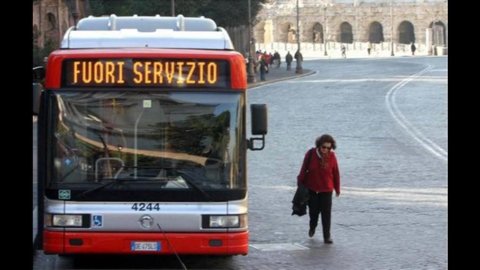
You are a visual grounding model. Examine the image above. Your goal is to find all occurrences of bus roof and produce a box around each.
[61,15,234,50]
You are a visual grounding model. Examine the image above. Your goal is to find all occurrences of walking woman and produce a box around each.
[297,134,340,244]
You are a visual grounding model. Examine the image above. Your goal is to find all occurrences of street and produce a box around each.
[33,56,447,269]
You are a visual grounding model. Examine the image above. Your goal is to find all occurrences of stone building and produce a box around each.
[33,0,90,50]
[254,0,447,56]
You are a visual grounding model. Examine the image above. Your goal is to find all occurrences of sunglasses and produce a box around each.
[321,145,332,150]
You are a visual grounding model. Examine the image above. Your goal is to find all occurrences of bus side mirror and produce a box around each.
[248,104,268,151]
[33,83,43,116]
[33,66,45,83]
[33,66,45,116]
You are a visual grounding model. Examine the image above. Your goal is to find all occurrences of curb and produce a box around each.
[248,69,315,89]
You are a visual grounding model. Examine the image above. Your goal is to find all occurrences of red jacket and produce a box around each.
[297,148,340,194]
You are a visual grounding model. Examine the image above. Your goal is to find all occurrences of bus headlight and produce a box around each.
[203,214,247,228]
[52,214,83,227]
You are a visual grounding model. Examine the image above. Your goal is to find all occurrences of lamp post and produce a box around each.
[247,0,256,83]
[354,0,358,51]
[323,5,328,56]
[295,0,303,74]
[390,0,394,56]
[72,12,79,25]
[171,0,175,16]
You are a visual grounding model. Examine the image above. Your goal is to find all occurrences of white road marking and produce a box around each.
[250,185,447,207]
[287,77,446,83]
[251,64,447,161]
[250,243,309,251]
[344,186,447,207]
[384,65,447,162]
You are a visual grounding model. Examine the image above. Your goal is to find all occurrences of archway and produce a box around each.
[47,12,57,30]
[287,23,296,43]
[339,22,353,43]
[430,21,446,46]
[33,25,40,46]
[45,12,60,47]
[254,21,265,43]
[398,21,415,44]
[312,22,324,43]
[368,21,384,43]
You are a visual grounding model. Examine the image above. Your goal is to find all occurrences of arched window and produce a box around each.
[339,22,353,43]
[45,12,60,49]
[368,21,384,43]
[312,22,324,43]
[47,13,57,30]
[398,21,415,44]
[287,24,296,43]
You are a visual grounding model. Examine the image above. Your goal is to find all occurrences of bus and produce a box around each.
[33,15,267,256]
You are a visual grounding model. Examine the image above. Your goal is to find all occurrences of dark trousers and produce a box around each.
[308,191,332,240]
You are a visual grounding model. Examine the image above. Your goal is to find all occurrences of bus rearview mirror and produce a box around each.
[251,104,267,135]
[248,104,267,151]
[32,83,43,116]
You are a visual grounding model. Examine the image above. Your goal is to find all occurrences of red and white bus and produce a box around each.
[34,15,267,256]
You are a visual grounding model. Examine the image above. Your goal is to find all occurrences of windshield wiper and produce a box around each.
[79,168,215,201]
[176,169,215,201]
[79,179,134,198]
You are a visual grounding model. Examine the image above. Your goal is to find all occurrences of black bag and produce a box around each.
[291,183,309,216]
[291,148,313,216]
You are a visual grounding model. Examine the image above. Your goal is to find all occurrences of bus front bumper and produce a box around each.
[43,230,248,255]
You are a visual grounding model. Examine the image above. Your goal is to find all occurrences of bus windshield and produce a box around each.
[47,91,245,201]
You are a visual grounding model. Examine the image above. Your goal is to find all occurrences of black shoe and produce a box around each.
[324,238,333,244]
[308,228,315,237]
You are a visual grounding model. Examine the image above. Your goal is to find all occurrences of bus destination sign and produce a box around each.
[62,59,229,88]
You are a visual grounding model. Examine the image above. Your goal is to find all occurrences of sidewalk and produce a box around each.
[248,64,314,89]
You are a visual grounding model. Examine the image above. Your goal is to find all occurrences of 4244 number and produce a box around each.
[131,203,160,211]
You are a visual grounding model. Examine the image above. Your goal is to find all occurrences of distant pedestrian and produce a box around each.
[410,43,416,56]
[273,51,281,68]
[297,134,341,244]
[367,43,371,56]
[294,50,303,62]
[285,51,293,71]
[259,57,267,81]
[341,44,346,58]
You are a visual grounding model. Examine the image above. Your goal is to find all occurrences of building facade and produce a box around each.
[254,0,447,56]
[33,0,90,50]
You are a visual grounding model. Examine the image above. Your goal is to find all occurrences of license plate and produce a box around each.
[131,241,161,251]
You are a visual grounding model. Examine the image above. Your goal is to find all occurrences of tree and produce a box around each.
[88,0,266,28]
[33,37,56,67]
[89,0,132,16]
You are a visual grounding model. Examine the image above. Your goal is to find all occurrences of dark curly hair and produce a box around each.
[315,134,337,150]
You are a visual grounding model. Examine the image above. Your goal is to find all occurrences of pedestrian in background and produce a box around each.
[410,42,416,56]
[341,44,346,58]
[273,51,281,68]
[285,51,293,71]
[297,134,341,244]
[294,49,303,63]
[259,56,267,81]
